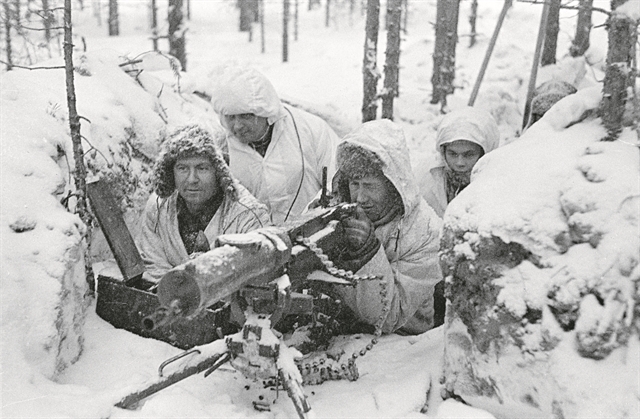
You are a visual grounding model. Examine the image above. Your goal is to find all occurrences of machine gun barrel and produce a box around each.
[141,300,186,331]
[146,203,357,330]
[154,228,292,322]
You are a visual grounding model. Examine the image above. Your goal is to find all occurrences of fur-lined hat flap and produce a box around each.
[210,66,285,125]
[531,80,577,117]
[153,125,235,198]
[435,106,500,156]
[337,119,420,215]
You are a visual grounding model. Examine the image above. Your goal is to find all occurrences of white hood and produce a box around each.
[210,66,285,125]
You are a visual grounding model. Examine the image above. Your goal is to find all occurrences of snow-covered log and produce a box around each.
[440,87,640,418]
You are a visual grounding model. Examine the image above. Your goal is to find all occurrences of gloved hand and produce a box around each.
[342,206,375,251]
[337,206,380,272]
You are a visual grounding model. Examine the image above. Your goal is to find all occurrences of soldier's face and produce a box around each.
[221,113,269,145]
[348,174,396,223]
[174,156,218,212]
[443,140,484,173]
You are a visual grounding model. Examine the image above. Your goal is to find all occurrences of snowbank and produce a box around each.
[0,49,219,416]
[440,83,640,418]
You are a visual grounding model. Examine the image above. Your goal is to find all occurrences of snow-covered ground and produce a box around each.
[1,0,636,418]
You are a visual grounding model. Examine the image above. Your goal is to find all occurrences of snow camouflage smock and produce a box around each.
[138,184,270,281]
[414,106,500,218]
[211,66,340,225]
[335,120,443,334]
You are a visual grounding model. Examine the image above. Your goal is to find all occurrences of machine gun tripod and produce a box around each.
[114,204,390,418]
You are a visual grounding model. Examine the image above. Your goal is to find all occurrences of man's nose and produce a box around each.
[354,189,368,204]
[187,168,199,183]
[231,118,243,131]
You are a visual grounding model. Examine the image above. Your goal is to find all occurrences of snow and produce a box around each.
[1,0,636,418]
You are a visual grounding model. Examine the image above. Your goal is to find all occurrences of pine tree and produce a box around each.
[283,0,289,62]
[151,0,158,51]
[600,0,638,141]
[3,0,13,70]
[468,0,477,47]
[42,0,54,42]
[381,0,402,120]
[260,0,265,53]
[570,0,593,57]
[541,0,561,66]
[325,0,330,27]
[431,0,459,110]
[168,0,186,70]
[362,0,380,122]
[108,0,118,36]
[63,0,93,286]
[239,0,252,32]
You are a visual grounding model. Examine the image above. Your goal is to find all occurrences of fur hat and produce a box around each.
[531,80,577,117]
[337,142,385,180]
[335,142,397,204]
[153,125,235,199]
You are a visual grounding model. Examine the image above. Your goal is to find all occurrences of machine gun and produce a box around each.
[114,203,389,418]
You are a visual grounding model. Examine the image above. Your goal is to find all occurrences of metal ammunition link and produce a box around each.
[296,354,359,386]
[294,236,391,381]
[297,237,381,285]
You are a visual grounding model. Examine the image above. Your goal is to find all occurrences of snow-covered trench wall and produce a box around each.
[0,50,218,411]
[439,88,640,418]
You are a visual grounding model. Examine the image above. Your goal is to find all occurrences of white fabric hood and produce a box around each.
[337,119,420,216]
[435,106,500,167]
[210,66,285,125]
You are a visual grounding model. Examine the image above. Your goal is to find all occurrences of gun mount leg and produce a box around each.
[279,368,312,419]
[115,351,228,410]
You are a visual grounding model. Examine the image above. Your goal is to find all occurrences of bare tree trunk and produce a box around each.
[541,0,560,66]
[401,0,407,34]
[469,0,477,47]
[381,0,402,120]
[468,0,512,106]
[362,0,380,122]
[349,0,355,27]
[187,0,190,20]
[282,0,289,62]
[168,0,186,71]
[239,0,251,31]
[325,0,330,27]
[13,0,19,24]
[252,0,259,22]
[570,0,593,57]
[64,0,93,287]
[42,0,54,42]
[522,0,550,129]
[93,0,101,26]
[600,0,637,141]
[108,0,119,36]
[430,0,459,110]
[151,0,158,51]
[294,0,298,41]
[3,0,13,70]
[260,0,265,53]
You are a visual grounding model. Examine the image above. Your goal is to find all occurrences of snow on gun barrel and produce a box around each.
[142,203,358,331]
